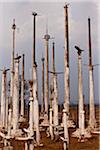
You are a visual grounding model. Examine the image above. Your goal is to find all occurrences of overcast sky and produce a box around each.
[0,0,100,104]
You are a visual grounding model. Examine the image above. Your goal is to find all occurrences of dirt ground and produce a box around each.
[0,105,99,150]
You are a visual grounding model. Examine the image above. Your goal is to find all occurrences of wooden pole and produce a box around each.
[41,57,45,114]
[13,55,21,134]
[64,4,70,113]
[63,109,69,150]
[33,64,40,145]
[88,18,96,129]
[1,68,7,127]
[21,54,25,118]
[44,32,50,115]
[77,50,84,131]
[32,12,40,145]
[10,19,16,108]
[29,80,34,138]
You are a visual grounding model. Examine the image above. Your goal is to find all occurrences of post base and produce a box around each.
[72,128,91,139]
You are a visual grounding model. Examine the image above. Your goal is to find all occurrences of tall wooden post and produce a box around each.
[32,12,40,145]
[88,18,96,129]
[64,4,70,113]
[13,55,21,134]
[53,74,58,127]
[52,42,55,73]
[72,46,91,139]
[20,54,25,121]
[77,50,84,131]
[41,57,45,114]
[44,31,50,115]
[10,19,16,107]
[52,42,58,127]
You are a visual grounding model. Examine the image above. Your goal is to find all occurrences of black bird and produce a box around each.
[14,56,21,60]
[75,46,84,55]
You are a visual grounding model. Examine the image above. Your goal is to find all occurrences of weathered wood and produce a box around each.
[88,18,96,129]
[44,32,50,115]
[29,80,34,137]
[78,52,84,130]
[41,57,45,114]
[13,55,21,134]
[49,108,54,140]
[10,19,16,109]
[8,109,12,137]
[19,54,26,123]
[33,64,40,145]
[1,68,9,127]
[63,109,69,150]
[64,4,70,113]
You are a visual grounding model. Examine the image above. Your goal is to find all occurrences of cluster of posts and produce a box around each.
[0,4,98,150]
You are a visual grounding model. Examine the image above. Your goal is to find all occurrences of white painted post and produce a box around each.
[5,96,9,129]
[19,54,26,123]
[78,52,84,131]
[8,108,12,137]
[49,108,54,140]
[33,64,40,145]
[28,80,34,150]
[89,66,96,128]
[41,57,45,114]
[88,18,96,129]
[44,32,50,116]
[1,68,7,127]
[13,56,21,134]
[63,109,69,150]
[81,110,85,135]
[53,74,58,127]
[29,81,34,137]
[10,19,16,112]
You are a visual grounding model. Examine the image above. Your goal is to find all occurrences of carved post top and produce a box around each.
[12,18,16,30]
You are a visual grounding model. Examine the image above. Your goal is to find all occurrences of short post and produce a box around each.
[0,68,9,127]
[8,108,12,137]
[28,80,34,150]
[49,91,54,140]
[63,109,69,150]
[29,80,34,137]
[5,96,9,129]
